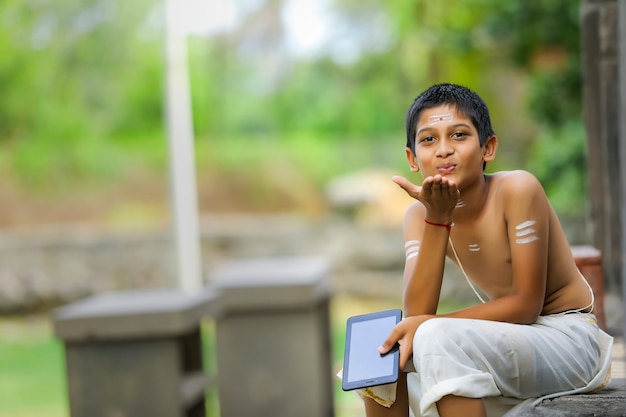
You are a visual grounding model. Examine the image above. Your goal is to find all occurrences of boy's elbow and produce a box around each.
[518,311,540,325]
[516,301,542,324]
[507,295,542,324]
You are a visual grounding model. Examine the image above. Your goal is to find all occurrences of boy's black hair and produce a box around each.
[405,83,495,154]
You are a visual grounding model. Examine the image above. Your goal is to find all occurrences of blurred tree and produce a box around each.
[330,0,586,213]
[481,0,587,215]
[0,0,161,187]
[0,0,588,216]
[483,0,582,127]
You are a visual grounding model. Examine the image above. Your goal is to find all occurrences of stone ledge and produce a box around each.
[506,379,625,416]
[507,336,625,416]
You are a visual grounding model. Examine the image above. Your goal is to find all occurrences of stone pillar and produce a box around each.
[618,0,626,339]
[212,257,335,417]
[581,0,623,296]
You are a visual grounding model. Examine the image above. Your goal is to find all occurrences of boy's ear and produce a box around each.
[405,147,420,172]
[482,135,498,163]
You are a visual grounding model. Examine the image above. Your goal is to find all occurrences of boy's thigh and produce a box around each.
[413,317,599,397]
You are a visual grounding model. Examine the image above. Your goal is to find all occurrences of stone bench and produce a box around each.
[53,288,219,417]
[52,256,335,417]
[511,382,626,417]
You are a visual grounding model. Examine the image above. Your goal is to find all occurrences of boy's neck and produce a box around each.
[453,174,490,222]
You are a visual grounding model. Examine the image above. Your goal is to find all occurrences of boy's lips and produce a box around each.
[437,164,457,174]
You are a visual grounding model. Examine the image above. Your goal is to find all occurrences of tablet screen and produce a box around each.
[342,309,401,391]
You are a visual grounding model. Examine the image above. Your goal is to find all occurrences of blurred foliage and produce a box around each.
[481,0,587,214]
[1,0,162,189]
[0,0,587,217]
[192,0,587,213]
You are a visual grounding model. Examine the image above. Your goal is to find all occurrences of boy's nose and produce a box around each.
[436,140,454,157]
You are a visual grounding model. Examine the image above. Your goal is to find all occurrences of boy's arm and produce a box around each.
[441,171,549,324]
[401,203,450,316]
[394,175,458,317]
[380,172,552,367]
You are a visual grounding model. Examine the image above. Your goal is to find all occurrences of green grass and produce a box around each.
[0,318,68,417]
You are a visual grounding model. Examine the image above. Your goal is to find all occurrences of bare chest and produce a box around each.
[448,216,513,297]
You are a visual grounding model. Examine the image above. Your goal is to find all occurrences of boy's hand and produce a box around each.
[392,175,459,220]
[378,315,434,371]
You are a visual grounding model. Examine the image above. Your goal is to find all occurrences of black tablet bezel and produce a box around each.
[341,308,402,391]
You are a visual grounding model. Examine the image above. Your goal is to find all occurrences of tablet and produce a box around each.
[341,309,402,391]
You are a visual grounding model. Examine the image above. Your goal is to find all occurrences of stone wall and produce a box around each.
[1,212,621,334]
[0,213,470,314]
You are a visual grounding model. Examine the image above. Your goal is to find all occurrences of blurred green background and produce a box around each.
[0,0,589,416]
[1,0,587,229]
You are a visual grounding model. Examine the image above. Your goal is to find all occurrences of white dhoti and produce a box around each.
[358,312,613,417]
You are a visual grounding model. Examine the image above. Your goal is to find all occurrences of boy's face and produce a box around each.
[406,104,496,186]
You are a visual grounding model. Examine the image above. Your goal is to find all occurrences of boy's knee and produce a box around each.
[413,318,464,356]
[415,317,455,341]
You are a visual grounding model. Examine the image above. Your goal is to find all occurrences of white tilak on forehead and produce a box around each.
[468,243,480,252]
[427,113,453,125]
[515,220,539,244]
[405,240,420,260]
[456,200,466,208]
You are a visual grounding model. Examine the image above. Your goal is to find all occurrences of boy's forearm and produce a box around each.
[402,226,449,316]
[441,294,542,324]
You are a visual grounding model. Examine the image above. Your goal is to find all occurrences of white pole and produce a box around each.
[164,0,203,293]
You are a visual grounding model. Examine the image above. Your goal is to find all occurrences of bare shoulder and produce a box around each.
[404,200,426,224]
[490,170,545,197]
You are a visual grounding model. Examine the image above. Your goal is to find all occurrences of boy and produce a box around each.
[365,83,613,417]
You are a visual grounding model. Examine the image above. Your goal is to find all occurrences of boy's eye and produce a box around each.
[452,132,467,139]
[420,136,436,143]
